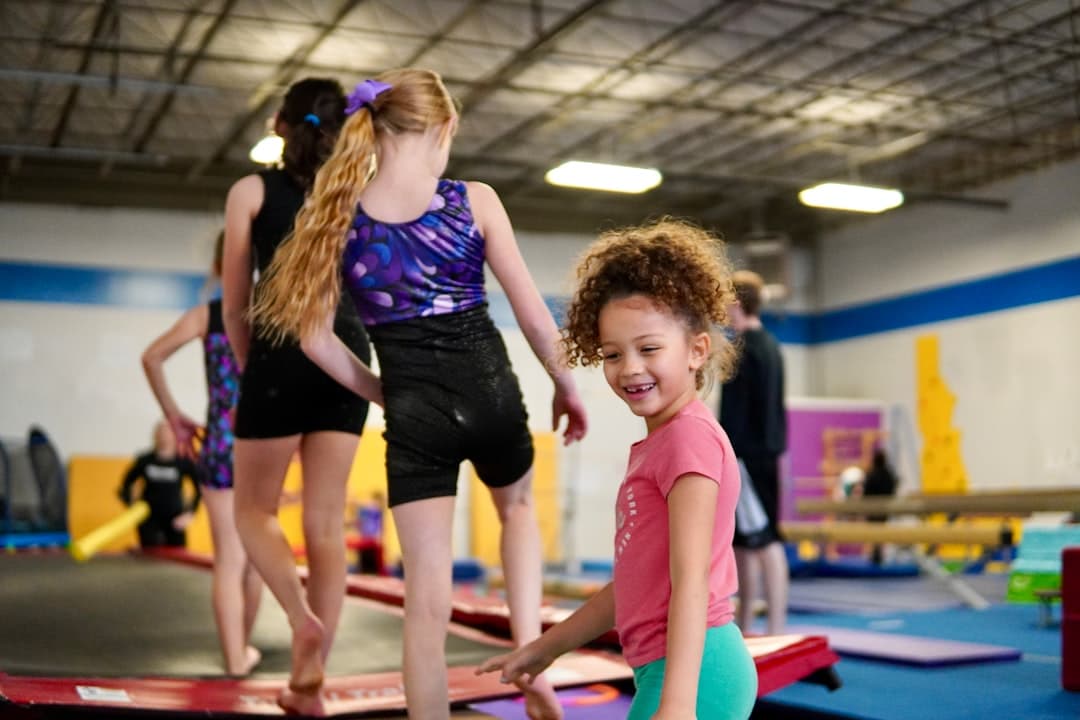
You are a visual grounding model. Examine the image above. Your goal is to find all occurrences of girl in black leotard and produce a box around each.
[221,78,371,711]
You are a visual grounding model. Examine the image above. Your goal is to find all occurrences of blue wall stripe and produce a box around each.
[759,312,817,345]
[3,255,1079,344]
[772,254,1080,344]
[0,261,206,310]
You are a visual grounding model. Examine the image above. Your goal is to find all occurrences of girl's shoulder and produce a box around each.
[668,399,724,435]
[458,180,503,206]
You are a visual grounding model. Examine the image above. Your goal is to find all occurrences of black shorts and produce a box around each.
[368,305,534,507]
[733,454,783,549]
[235,314,372,439]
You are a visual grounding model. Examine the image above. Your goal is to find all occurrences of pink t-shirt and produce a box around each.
[613,398,740,668]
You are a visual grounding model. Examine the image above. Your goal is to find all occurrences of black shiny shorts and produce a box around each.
[368,305,534,507]
[235,315,371,439]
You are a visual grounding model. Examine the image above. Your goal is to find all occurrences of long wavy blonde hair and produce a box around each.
[250,68,458,343]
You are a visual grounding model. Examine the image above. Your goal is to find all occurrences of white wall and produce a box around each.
[814,158,1080,490]
[0,203,222,270]
[0,203,221,456]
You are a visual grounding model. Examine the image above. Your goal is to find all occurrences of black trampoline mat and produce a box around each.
[0,554,502,678]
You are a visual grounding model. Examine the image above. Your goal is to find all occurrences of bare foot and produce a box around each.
[225,645,263,677]
[278,686,325,716]
[516,674,563,720]
[289,614,325,696]
[241,645,262,675]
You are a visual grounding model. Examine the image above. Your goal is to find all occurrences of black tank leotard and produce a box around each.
[235,169,371,438]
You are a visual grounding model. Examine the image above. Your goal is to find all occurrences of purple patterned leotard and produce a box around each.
[343,179,486,325]
[201,299,239,489]
[342,179,535,508]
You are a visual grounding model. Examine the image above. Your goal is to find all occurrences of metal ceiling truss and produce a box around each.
[1,0,1077,236]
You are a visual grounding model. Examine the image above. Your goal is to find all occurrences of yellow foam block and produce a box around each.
[915,333,968,494]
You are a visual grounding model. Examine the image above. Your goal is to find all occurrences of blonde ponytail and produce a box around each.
[249,112,377,343]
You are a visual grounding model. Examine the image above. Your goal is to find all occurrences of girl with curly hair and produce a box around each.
[479,218,757,720]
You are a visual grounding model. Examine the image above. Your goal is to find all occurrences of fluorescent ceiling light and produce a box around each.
[249,134,284,165]
[798,182,904,213]
[545,160,662,194]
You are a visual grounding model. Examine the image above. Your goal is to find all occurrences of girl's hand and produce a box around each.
[167,414,203,459]
[172,512,195,531]
[552,378,587,446]
[475,641,555,685]
[652,707,696,720]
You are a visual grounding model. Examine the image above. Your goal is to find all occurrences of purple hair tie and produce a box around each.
[345,79,393,116]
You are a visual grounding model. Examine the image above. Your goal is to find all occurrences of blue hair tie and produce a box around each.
[303,113,321,127]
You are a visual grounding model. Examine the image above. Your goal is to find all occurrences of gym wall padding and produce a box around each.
[67,436,389,560]
[68,455,145,553]
[68,430,559,568]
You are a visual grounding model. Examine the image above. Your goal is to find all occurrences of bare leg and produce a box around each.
[393,496,455,720]
[233,437,325,715]
[243,560,263,642]
[734,547,760,633]
[204,487,263,675]
[488,470,562,720]
[298,431,360,661]
[761,541,789,635]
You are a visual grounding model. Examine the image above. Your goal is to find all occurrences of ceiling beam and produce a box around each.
[457,0,613,113]
[16,1,69,139]
[399,0,488,67]
[49,0,117,147]
[132,0,237,153]
[455,0,757,164]
[672,0,1075,177]
[186,0,367,180]
[493,0,867,201]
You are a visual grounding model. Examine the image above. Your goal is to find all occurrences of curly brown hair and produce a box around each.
[561,218,738,390]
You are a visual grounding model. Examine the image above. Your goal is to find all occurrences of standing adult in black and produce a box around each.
[863,448,899,564]
[221,78,372,714]
[719,270,789,635]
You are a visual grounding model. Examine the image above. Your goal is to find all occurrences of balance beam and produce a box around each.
[781,521,1014,547]
[797,489,1080,517]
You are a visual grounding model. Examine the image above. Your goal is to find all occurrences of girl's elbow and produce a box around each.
[140,350,160,371]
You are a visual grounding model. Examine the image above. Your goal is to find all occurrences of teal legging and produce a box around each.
[628,622,757,720]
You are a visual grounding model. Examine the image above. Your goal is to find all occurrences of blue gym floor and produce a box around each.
[759,573,1077,720]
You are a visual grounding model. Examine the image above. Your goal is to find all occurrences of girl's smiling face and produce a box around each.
[598,294,710,432]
